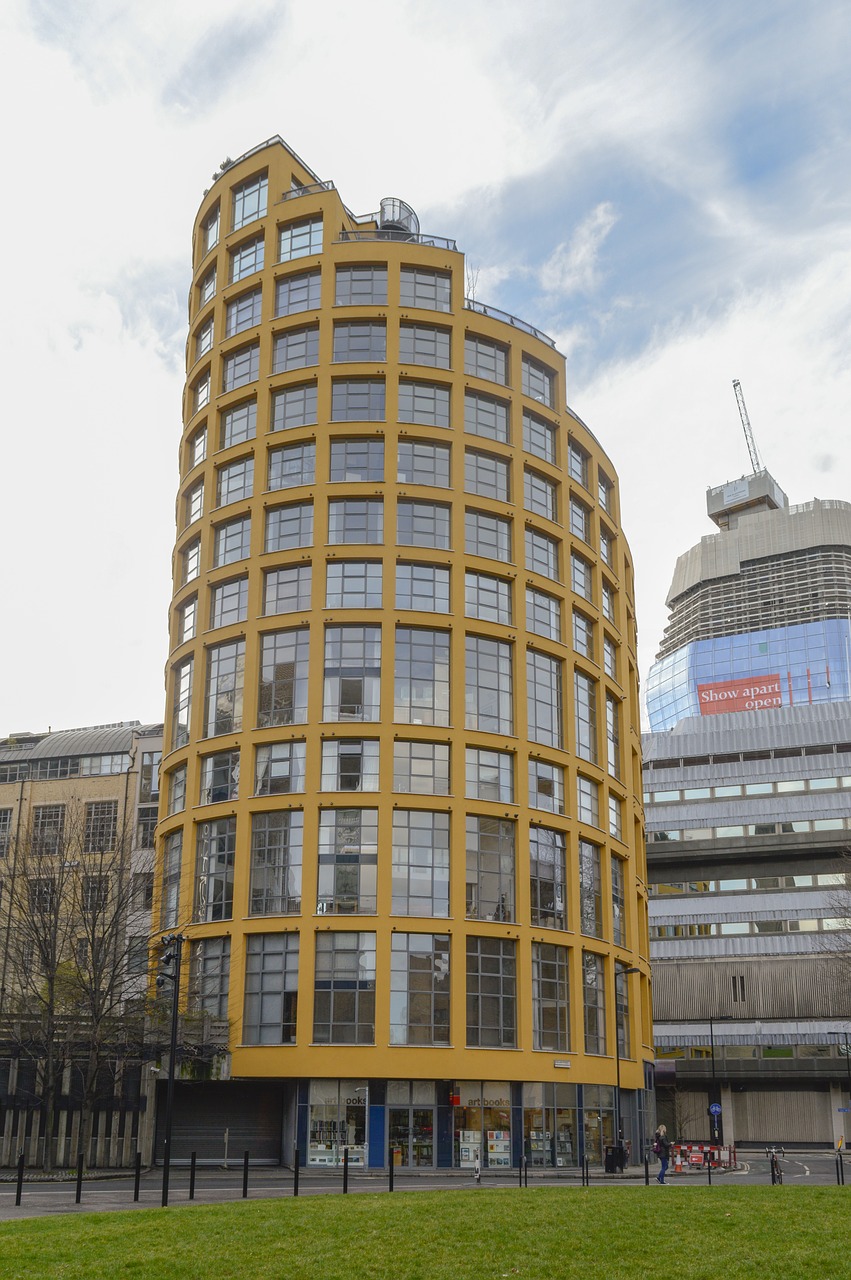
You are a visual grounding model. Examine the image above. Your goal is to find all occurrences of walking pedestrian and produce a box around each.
[653,1124,671,1184]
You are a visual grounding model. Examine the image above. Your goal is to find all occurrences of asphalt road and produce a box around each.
[0,1152,846,1221]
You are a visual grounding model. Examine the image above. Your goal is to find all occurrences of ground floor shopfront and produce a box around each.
[155,1076,654,1169]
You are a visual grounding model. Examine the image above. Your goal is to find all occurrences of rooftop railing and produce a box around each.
[464,298,555,347]
[276,180,336,204]
[336,229,458,250]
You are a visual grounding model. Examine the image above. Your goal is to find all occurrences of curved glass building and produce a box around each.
[155,136,651,1170]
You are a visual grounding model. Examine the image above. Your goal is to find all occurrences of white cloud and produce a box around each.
[540,203,619,296]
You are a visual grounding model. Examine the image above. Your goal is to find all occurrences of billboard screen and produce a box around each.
[697,675,783,716]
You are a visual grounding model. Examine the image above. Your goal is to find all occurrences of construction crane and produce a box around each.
[733,379,765,474]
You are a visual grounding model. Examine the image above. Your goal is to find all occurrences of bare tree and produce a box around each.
[0,800,150,1170]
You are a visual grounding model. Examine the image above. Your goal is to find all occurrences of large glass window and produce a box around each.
[214,516,251,566]
[199,749,240,805]
[526,470,558,522]
[249,810,304,915]
[573,610,594,658]
[189,937,230,1020]
[465,334,508,384]
[217,457,254,506]
[465,748,513,802]
[328,499,383,544]
[279,216,323,261]
[318,808,378,913]
[225,288,262,337]
[160,830,182,928]
[313,932,376,1044]
[276,269,320,316]
[230,235,264,282]
[527,651,563,748]
[465,635,513,733]
[194,370,210,411]
[335,264,387,305]
[568,440,589,487]
[398,380,450,428]
[390,934,451,1045]
[569,497,591,543]
[526,528,560,580]
[392,742,450,795]
[575,671,598,763]
[333,322,386,362]
[466,572,512,624]
[195,317,213,360]
[268,441,315,490]
[400,267,451,312]
[530,826,566,929]
[167,765,187,817]
[265,502,313,551]
[194,817,235,922]
[529,759,565,814]
[326,561,382,609]
[533,943,570,1052]
[579,840,603,937]
[264,564,312,615]
[178,596,197,644]
[606,694,621,779]
[392,810,450,915]
[465,449,509,501]
[527,588,561,641]
[612,858,626,946]
[172,657,193,748]
[202,205,219,254]
[254,741,307,795]
[523,411,557,464]
[323,625,382,721]
[232,172,267,229]
[320,740,380,792]
[466,815,515,921]
[397,500,451,549]
[400,323,451,368]
[211,578,246,627]
[185,480,204,527]
[331,379,385,422]
[182,539,200,584]
[272,383,318,430]
[522,356,555,408]
[273,324,319,372]
[465,391,509,442]
[205,640,244,736]
[465,510,511,561]
[466,937,516,1047]
[583,952,606,1055]
[221,400,257,449]
[571,552,593,601]
[222,343,259,392]
[83,801,117,853]
[199,266,216,307]
[577,775,600,826]
[258,628,310,726]
[243,933,299,1044]
[397,440,450,487]
[329,438,384,482]
[396,563,450,612]
[394,628,450,725]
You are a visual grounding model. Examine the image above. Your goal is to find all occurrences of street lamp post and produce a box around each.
[615,966,641,1165]
[157,933,185,1208]
[708,1015,733,1146]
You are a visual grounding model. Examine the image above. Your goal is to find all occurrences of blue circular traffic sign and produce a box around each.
[709,1103,722,1115]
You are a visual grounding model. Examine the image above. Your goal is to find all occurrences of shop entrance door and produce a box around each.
[388,1107,434,1167]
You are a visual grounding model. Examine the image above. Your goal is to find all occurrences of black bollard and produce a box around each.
[293,1146,300,1197]
[518,1157,523,1188]
[644,1155,650,1185]
[343,1146,349,1194]
[134,1150,142,1202]
[836,1154,842,1186]
[388,1150,394,1192]
[840,1152,845,1186]
[706,1152,712,1187]
[524,1156,528,1188]
[584,1155,590,1186]
[15,1151,24,1207]
[189,1151,197,1200]
[75,1152,84,1204]
[242,1150,249,1199]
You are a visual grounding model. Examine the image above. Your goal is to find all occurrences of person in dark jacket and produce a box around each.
[654,1125,671,1183]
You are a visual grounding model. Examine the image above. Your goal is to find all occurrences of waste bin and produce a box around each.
[604,1146,618,1174]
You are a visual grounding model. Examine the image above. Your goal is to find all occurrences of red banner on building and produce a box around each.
[697,674,783,716]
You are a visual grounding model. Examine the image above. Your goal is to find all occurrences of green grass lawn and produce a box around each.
[1,1185,848,1280]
